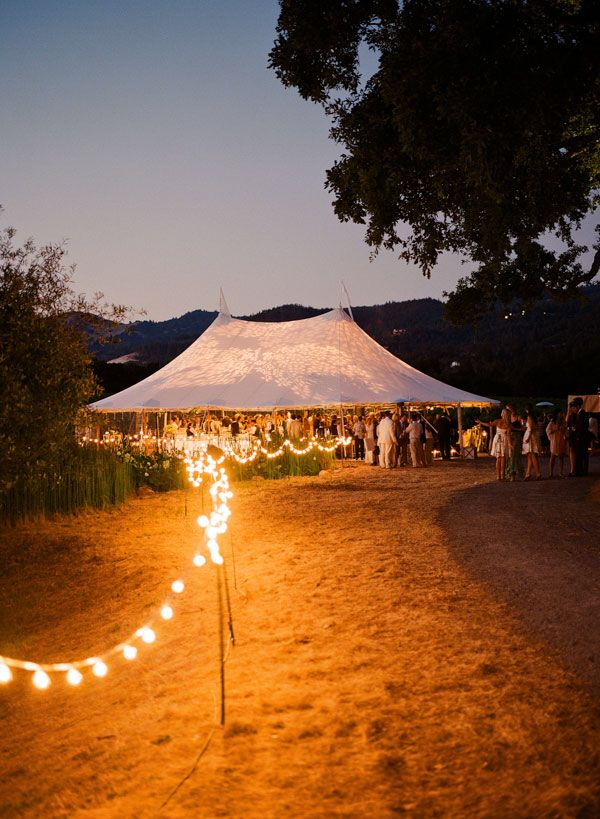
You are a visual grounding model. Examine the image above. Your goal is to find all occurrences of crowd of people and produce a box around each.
[351,410,454,469]
[168,411,351,441]
[480,398,597,481]
[166,408,457,468]
[163,401,598,479]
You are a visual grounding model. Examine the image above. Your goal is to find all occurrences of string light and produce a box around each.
[3,433,342,691]
[92,660,108,677]
[67,668,83,686]
[137,627,157,645]
[33,669,51,690]
[0,663,12,683]
[0,450,232,691]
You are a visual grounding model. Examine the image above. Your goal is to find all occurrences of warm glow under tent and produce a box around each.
[91,307,498,411]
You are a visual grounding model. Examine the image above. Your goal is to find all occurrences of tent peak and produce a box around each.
[218,288,231,316]
[339,280,355,321]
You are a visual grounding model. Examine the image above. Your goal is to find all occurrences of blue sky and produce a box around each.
[1,1,596,320]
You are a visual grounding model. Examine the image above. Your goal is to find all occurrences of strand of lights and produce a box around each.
[0,454,232,691]
[219,435,352,465]
[80,433,352,457]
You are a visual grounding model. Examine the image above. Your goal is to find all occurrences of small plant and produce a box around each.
[120,449,186,492]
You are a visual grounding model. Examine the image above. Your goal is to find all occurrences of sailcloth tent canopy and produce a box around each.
[91,307,498,411]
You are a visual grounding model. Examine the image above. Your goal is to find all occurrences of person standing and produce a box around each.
[546,409,567,478]
[288,414,303,440]
[505,403,524,481]
[522,405,541,480]
[435,410,452,460]
[423,417,435,465]
[478,409,512,481]
[573,397,589,475]
[377,411,397,468]
[566,402,577,476]
[353,415,366,461]
[364,413,377,465]
[407,413,425,468]
[398,413,409,466]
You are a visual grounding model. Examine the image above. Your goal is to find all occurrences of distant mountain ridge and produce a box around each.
[91,287,600,398]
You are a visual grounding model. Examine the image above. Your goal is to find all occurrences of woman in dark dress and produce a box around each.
[505,403,524,480]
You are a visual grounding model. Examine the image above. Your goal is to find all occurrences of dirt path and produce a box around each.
[0,459,599,817]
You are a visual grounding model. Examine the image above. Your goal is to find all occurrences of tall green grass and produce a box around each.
[0,442,336,525]
[230,447,336,482]
[0,446,135,525]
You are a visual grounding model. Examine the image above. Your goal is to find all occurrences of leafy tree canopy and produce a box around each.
[269,0,600,321]
[0,225,127,487]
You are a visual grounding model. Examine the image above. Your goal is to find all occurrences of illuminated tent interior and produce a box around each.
[91,307,498,411]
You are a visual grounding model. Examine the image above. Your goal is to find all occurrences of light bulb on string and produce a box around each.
[138,627,156,644]
[92,660,108,678]
[33,669,51,690]
[0,663,13,684]
[67,668,83,686]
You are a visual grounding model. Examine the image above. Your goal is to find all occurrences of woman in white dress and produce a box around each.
[546,409,567,478]
[479,409,512,481]
[364,414,377,465]
[522,406,541,480]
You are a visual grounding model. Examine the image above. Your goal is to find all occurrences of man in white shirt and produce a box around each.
[376,411,397,468]
[288,415,303,440]
[407,413,426,467]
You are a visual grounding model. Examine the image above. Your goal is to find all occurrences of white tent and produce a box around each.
[91,307,498,411]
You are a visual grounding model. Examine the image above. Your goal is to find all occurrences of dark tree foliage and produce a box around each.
[0,227,126,488]
[269,0,600,321]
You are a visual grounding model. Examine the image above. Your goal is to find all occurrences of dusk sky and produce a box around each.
[2,1,597,320]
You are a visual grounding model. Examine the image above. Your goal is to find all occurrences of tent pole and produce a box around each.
[457,404,463,459]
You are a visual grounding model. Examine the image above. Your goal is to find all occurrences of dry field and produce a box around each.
[0,457,599,818]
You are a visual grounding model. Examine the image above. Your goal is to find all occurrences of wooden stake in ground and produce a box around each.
[216,563,226,726]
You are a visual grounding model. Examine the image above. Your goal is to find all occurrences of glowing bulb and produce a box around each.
[197,515,209,528]
[141,627,156,644]
[33,669,51,690]
[0,663,12,684]
[123,645,137,660]
[161,605,173,620]
[193,554,206,567]
[92,661,108,678]
[171,580,184,594]
[66,668,83,686]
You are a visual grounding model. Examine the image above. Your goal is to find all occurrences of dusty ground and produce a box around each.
[0,457,599,818]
